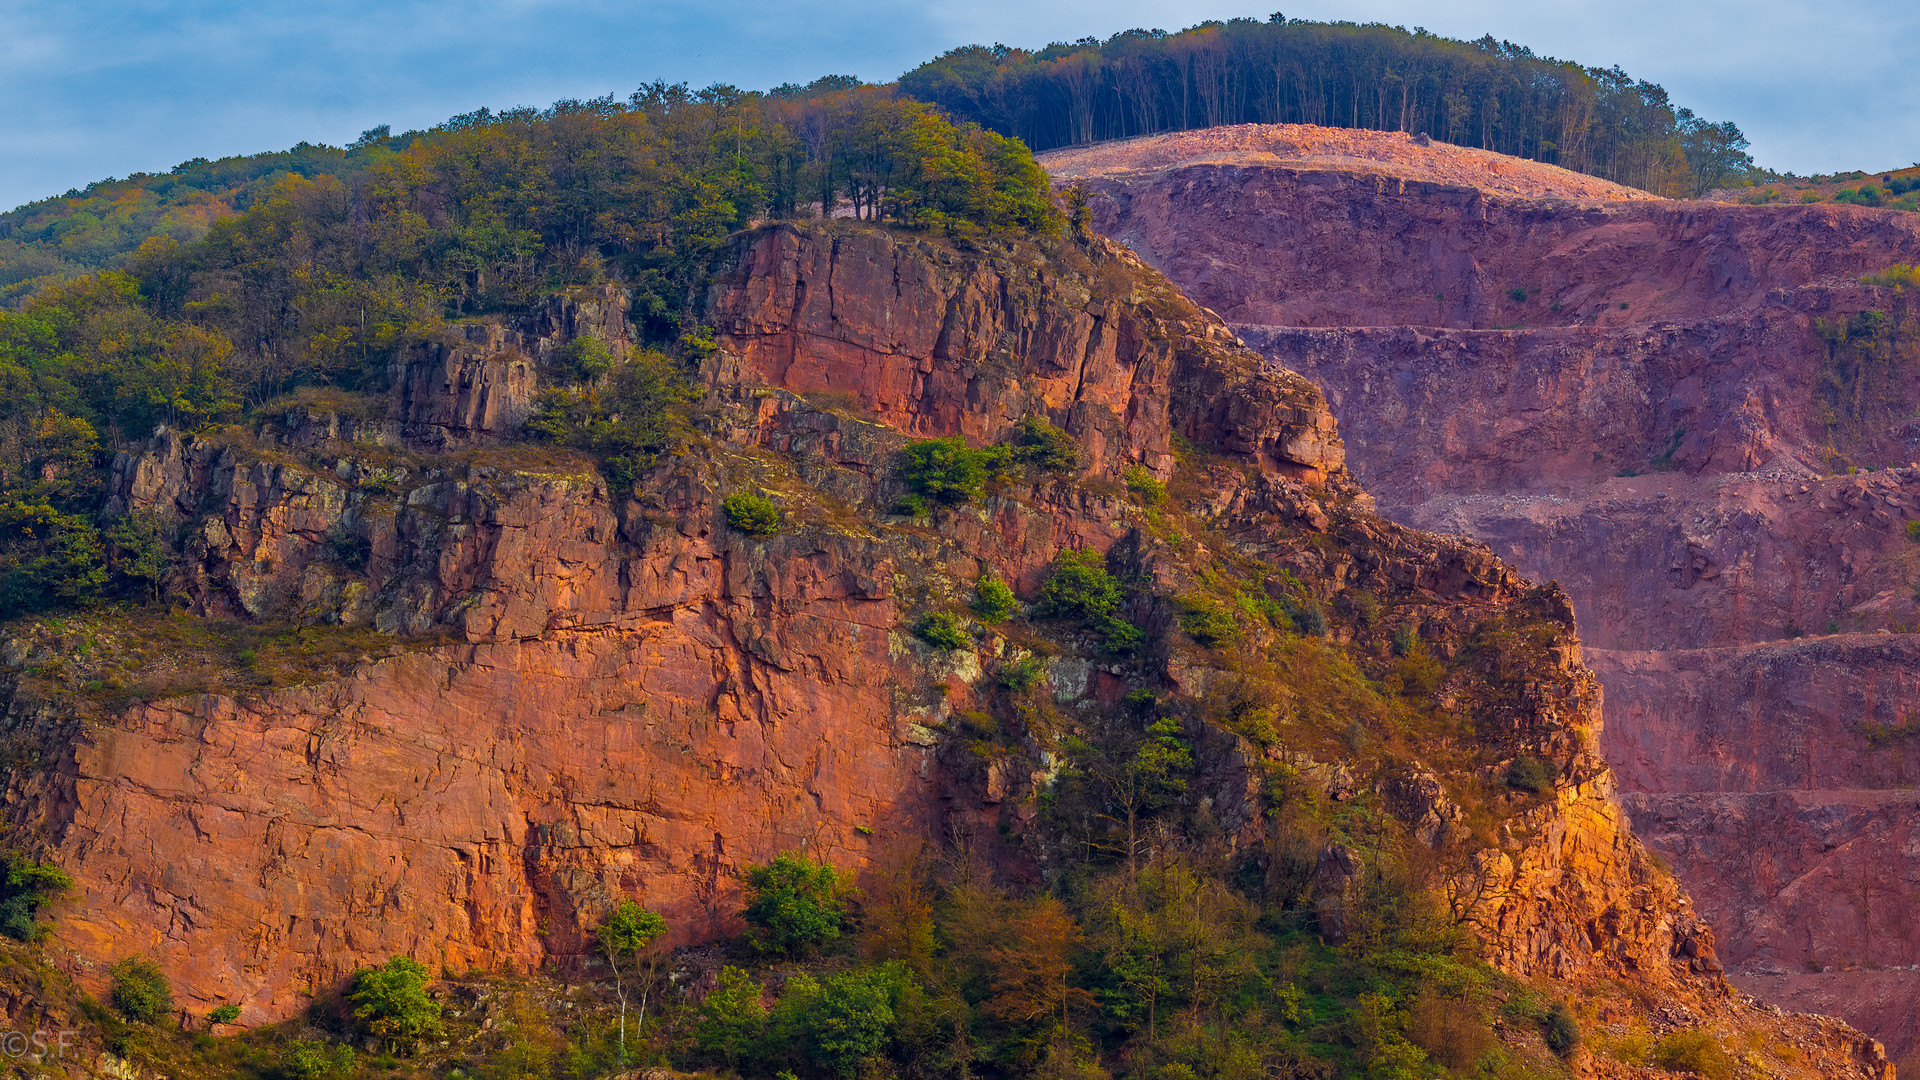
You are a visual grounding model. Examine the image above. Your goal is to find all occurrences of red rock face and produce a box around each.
[704,226,1344,483]
[1606,638,1920,985]
[1235,328,1920,653]
[391,285,632,450]
[0,224,1354,1022]
[1049,126,1920,1053]
[1057,144,1920,333]
[0,219,1889,1074]
[20,466,963,1012]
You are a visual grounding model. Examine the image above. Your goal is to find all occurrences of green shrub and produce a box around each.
[1652,1030,1731,1079]
[1508,287,1527,302]
[723,492,782,535]
[998,655,1047,691]
[972,577,1017,621]
[1276,594,1327,637]
[1034,548,1122,623]
[347,956,441,1054]
[1390,624,1418,657]
[0,502,108,617]
[1346,589,1382,626]
[280,1039,354,1080]
[1124,465,1167,505]
[1406,993,1496,1071]
[0,852,72,941]
[1178,597,1238,647]
[1907,519,1920,544]
[208,1003,241,1025]
[596,899,668,964]
[1010,416,1080,472]
[772,965,908,1078]
[1864,263,1920,288]
[109,957,173,1024]
[1836,185,1886,207]
[552,336,614,381]
[692,966,768,1069]
[1506,754,1554,794]
[1101,617,1146,654]
[740,853,850,957]
[529,349,694,489]
[679,326,721,359]
[1542,1000,1580,1056]
[1391,644,1446,697]
[913,611,970,651]
[103,511,176,601]
[901,437,1009,504]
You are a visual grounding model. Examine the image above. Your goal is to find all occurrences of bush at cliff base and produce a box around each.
[742,853,851,958]
[109,957,172,1024]
[349,956,443,1054]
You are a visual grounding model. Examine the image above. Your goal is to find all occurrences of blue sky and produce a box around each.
[3,0,1916,212]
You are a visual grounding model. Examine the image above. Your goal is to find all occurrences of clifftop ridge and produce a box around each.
[1040,124,1662,203]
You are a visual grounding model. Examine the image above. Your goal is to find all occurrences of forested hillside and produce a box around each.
[4,13,1762,314]
[0,83,1052,307]
[0,84,1054,619]
[900,18,1759,198]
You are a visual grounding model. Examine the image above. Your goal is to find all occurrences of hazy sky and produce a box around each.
[3,0,1916,212]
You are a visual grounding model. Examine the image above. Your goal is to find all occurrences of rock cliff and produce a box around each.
[1047,121,1920,1055]
[0,219,1887,1075]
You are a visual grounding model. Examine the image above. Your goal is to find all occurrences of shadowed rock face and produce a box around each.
[1232,329,1920,653]
[1606,638,1920,977]
[1044,123,1920,1054]
[0,218,1892,1075]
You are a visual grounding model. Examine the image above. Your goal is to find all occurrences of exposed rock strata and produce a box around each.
[1606,636,1920,1004]
[1046,122,1920,1053]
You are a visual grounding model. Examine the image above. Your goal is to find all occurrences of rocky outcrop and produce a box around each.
[1046,121,1920,1054]
[6,224,1361,1022]
[0,219,1882,1073]
[389,284,631,449]
[704,226,1343,482]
